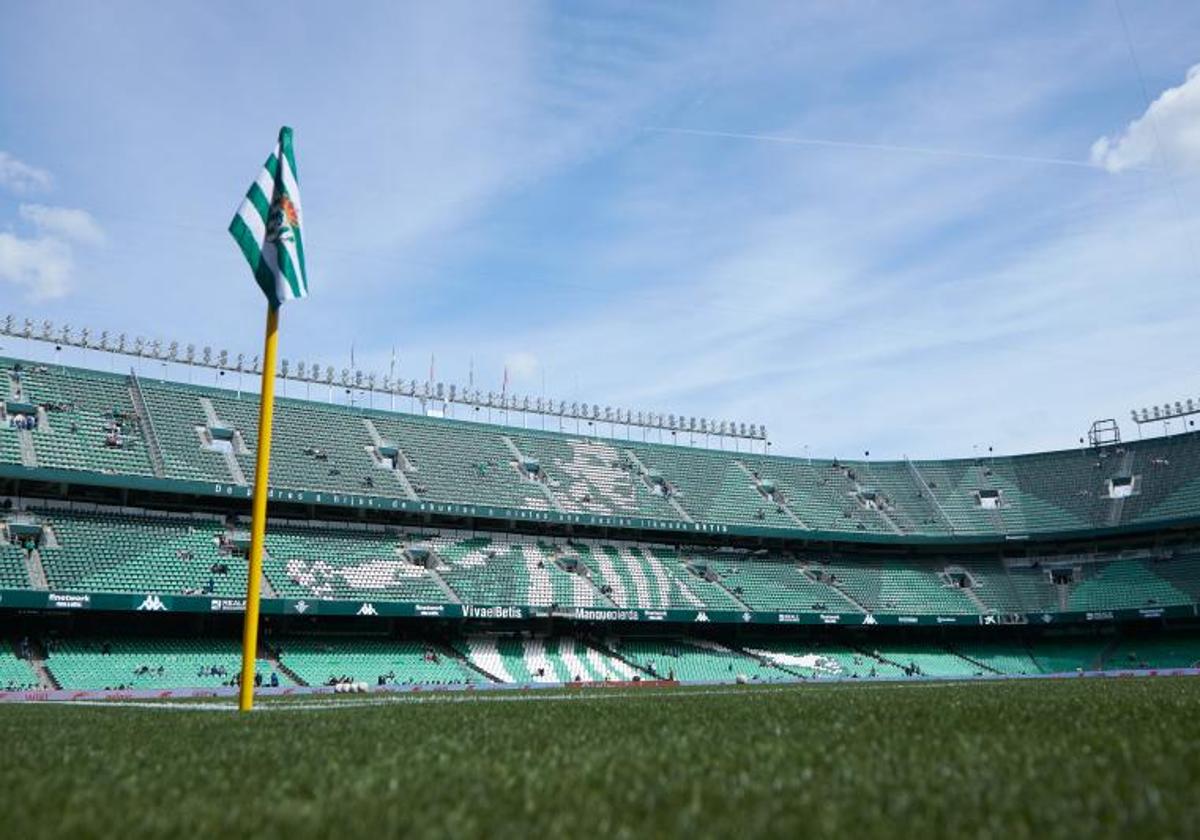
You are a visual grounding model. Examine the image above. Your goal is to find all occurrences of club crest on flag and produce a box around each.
[267,194,299,244]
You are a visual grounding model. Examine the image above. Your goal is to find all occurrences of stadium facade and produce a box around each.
[2,354,1199,694]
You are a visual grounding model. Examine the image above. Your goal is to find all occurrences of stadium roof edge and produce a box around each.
[0,354,1189,466]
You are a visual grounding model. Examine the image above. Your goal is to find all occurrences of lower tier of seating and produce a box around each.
[42,637,283,691]
[456,635,637,683]
[0,652,39,690]
[11,629,1200,690]
[275,637,481,687]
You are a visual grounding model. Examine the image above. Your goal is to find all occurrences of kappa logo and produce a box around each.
[137,594,168,612]
[862,613,877,625]
[294,600,310,614]
[983,614,997,625]
[742,611,751,623]
[357,603,378,616]
[694,612,709,623]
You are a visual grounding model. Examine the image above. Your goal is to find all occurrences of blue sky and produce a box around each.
[1,1,1199,459]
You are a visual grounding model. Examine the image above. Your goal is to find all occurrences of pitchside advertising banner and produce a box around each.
[0,589,1194,626]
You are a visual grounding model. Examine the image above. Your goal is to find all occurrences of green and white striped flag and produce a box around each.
[229,126,309,308]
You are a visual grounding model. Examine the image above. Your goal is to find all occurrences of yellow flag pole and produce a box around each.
[238,303,280,711]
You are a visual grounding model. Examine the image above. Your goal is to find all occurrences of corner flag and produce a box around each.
[229,126,309,712]
[229,126,309,308]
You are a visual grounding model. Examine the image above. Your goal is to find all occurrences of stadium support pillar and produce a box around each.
[238,304,280,712]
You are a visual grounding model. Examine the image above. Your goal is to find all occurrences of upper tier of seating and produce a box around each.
[4,356,1200,541]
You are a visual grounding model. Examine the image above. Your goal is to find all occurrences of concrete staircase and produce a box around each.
[422,558,463,604]
[538,543,619,608]
[734,460,808,527]
[199,397,248,486]
[501,436,564,512]
[128,371,167,479]
[261,648,306,687]
[946,646,1002,675]
[624,449,694,522]
[24,548,48,590]
[905,458,957,534]
[16,429,37,468]
[814,571,870,614]
[586,638,654,680]
[576,564,622,608]
[4,371,39,468]
[1107,449,1137,527]
[362,419,420,500]
[713,576,753,612]
[14,639,57,689]
[443,642,504,683]
[961,585,991,616]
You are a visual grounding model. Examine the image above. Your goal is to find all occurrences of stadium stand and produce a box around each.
[0,538,31,589]
[18,627,1200,692]
[1103,635,1200,669]
[745,639,904,679]
[4,502,1200,622]
[0,652,39,690]
[274,637,482,686]
[2,360,156,477]
[370,414,551,509]
[614,637,788,682]
[1025,635,1112,673]
[42,637,281,690]
[949,640,1041,675]
[32,508,243,596]
[506,431,681,519]
[4,354,1200,693]
[265,525,448,602]
[455,635,638,683]
[6,357,1200,540]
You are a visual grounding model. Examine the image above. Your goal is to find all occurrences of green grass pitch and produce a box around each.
[2,679,1198,838]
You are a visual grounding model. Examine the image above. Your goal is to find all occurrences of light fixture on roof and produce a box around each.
[0,309,769,450]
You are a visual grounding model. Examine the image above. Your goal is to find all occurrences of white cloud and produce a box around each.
[19,204,106,245]
[0,151,53,193]
[1091,64,1200,173]
[0,233,73,300]
[0,206,104,301]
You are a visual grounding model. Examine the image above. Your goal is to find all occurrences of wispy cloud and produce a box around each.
[19,204,106,245]
[0,150,52,193]
[644,126,1099,169]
